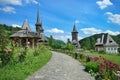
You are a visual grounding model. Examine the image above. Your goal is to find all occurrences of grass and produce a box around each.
[81,51,120,66]
[92,52,120,66]
[0,46,52,80]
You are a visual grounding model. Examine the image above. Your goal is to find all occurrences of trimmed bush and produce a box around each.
[98,50,106,54]
[86,55,93,62]
[85,62,99,73]
[79,53,84,59]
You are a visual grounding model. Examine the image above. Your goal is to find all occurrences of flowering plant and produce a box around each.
[1,49,13,65]
[18,52,25,62]
[92,56,120,80]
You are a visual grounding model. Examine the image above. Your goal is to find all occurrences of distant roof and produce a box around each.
[95,33,118,47]
[22,19,31,31]
[38,33,48,42]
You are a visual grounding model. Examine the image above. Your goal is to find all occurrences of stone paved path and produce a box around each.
[26,51,95,80]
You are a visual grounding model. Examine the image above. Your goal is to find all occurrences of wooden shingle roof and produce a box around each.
[22,19,31,31]
[95,33,118,47]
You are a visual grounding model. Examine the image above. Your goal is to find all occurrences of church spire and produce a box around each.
[35,9,44,33]
[72,23,78,32]
[71,23,80,48]
[36,9,41,24]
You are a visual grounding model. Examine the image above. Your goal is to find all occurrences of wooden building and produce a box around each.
[71,24,80,49]
[95,33,119,53]
[10,10,48,48]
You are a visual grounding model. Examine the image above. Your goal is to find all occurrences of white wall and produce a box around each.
[105,47,118,53]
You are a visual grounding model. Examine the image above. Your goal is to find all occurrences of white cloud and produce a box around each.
[105,30,120,35]
[106,12,120,25]
[75,20,80,24]
[12,24,21,28]
[46,28,64,34]
[53,35,82,43]
[54,35,71,42]
[0,6,16,13]
[81,27,102,35]
[25,0,40,5]
[0,0,22,5]
[81,27,120,35]
[0,0,40,6]
[96,0,113,9]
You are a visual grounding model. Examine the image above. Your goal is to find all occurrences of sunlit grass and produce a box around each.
[81,51,120,66]
[0,46,52,80]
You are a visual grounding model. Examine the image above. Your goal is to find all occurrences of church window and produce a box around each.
[109,40,112,43]
[114,48,116,50]
[111,48,113,50]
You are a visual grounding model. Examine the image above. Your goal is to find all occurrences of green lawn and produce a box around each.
[0,46,52,80]
[82,51,120,66]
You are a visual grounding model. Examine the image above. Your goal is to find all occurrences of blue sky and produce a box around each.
[0,0,120,42]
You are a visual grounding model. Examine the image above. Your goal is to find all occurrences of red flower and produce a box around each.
[4,49,12,53]
[92,57,99,62]
[4,49,8,53]
[8,49,12,53]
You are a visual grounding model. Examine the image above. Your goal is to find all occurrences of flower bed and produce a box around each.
[85,55,120,80]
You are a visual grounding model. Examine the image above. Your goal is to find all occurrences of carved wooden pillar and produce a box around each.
[19,38,21,47]
[32,38,34,48]
[26,38,28,47]
[36,39,38,48]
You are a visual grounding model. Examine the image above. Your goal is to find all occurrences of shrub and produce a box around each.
[0,58,2,67]
[0,46,52,80]
[93,56,120,80]
[118,48,120,54]
[18,53,25,62]
[18,46,28,62]
[90,50,94,53]
[33,49,39,56]
[98,50,106,54]
[1,49,13,65]
[86,55,93,62]
[79,53,84,59]
[85,62,99,73]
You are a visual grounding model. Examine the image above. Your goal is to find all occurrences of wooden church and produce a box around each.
[71,24,80,49]
[10,10,48,48]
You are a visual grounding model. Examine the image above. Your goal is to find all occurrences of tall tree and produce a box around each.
[90,37,96,49]
[67,38,71,44]
[49,35,54,47]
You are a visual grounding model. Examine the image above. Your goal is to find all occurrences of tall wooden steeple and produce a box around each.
[71,23,80,48]
[72,24,78,41]
[35,10,43,34]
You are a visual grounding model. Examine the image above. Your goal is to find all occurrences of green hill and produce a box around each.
[0,24,65,48]
[79,33,120,50]
[0,24,20,36]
